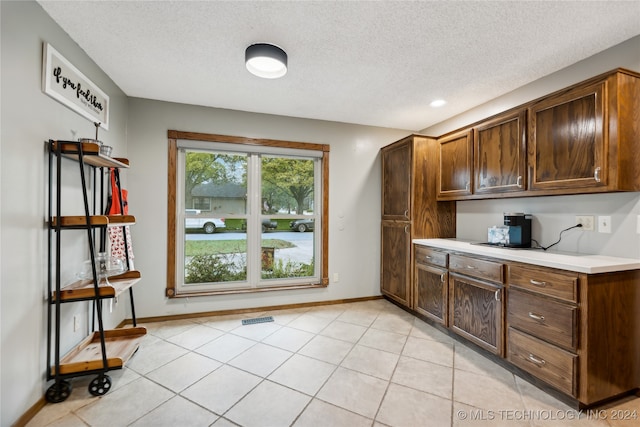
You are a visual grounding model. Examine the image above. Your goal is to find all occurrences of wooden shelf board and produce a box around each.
[54,270,141,302]
[51,141,129,169]
[51,327,147,376]
[51,215,136,228]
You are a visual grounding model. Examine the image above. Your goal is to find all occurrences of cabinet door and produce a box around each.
[528,81,606,191]
[449,272,503,355]
[381,221,411,306]
[382,141,412,220]
[474,110,527,195]
[438,130,473,199]
[414,263,448,325]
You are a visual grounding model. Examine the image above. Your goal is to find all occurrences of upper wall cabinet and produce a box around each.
[435,68,640,201]
[528,81,605,191]
[437,130,473,200]
[474,110,527,195]
[382,141,412,220]
[529,70,640,194]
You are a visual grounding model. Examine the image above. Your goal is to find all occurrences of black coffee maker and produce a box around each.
[503,213,532,248]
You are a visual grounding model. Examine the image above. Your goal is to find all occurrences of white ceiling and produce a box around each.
[38,1,640,131]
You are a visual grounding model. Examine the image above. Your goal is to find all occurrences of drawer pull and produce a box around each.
[594,167,601,183]
[528,354,546,366]
[495,290,501,301]
[528,312,545,322]
[530,279,547,287]
[466,265,476,270]
[424,255,432,260]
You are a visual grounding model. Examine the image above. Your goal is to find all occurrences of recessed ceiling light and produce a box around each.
[430,99,446,107]
[245,43,287,79]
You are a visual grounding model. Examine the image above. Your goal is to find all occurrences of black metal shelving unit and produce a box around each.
[46,140,146,403]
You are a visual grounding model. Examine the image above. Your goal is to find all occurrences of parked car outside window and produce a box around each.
[289,218,314,232]
[185,209,226,234]
[262,218,278,232]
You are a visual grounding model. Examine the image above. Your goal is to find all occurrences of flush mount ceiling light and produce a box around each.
[245,43,287,79]
[430,99,447,107]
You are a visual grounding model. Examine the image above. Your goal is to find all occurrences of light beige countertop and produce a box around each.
[413,238,640,274]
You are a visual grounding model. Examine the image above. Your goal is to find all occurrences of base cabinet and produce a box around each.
[410,244,640,407]
[449,272,503,356]
[414,246,448,325]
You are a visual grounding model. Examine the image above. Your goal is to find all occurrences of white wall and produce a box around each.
[422,36,640,259]
[0,2,129,425]
[126,98,408,318]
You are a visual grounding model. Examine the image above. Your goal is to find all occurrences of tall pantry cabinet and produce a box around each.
[381,135,456,307]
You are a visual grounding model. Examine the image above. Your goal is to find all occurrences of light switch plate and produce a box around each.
[598,216,612,233]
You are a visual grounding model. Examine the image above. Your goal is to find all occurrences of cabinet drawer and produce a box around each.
[507,288,577,350]
[450,254,503,283]
[415,246,448,268]
[508,264,578,302]
[508,328,577,396]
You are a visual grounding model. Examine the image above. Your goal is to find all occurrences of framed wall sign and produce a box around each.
[42,42,110,129]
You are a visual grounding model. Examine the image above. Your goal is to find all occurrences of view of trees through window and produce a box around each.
[180,149,318,290]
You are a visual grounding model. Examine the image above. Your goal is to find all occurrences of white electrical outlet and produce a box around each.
[637,215,640,234]
[575,215,594,231]
[333,273,339,283]
[598,216,612,233]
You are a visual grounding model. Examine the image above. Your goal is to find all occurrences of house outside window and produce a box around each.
[191,196,211,211]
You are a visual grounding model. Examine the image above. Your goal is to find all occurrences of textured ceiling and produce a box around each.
[38,1,640,131]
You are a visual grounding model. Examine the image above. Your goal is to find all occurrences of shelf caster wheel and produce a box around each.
[88,374,112,396]
[45,380,72,403]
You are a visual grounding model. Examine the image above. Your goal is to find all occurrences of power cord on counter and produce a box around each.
[530,223,583,251]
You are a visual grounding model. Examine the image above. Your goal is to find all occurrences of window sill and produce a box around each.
[166,279,329,298]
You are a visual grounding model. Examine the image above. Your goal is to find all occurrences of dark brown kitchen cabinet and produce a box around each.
[528,69,640,194]
[382,141,411,220]
[380,135,455,307]
[474,110,527,195]
[414,246,448,325]
[449,272,504,356]
[381,221,411,306]
[412,243,640,407]
[448,254,504,356]
[437,130,473,199]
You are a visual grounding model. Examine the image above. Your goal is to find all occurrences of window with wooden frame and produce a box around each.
[166,131,329,297]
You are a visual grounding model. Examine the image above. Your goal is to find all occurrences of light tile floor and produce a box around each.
[27,299,640,427]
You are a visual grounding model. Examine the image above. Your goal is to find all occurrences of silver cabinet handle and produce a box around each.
[594,167,601,183]
[517,176,523,188]
[465,182,470,191]
[424,255,432,259]
[404,225,409,233]
[404,210,409,218]
[528,312,545,322]
[466,265,476,270]
[528,354,546,366]
[530,279,547,287]
[495,290,501,301]
[440,273,446,283]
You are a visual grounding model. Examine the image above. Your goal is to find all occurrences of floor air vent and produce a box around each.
[242,316,274,325]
